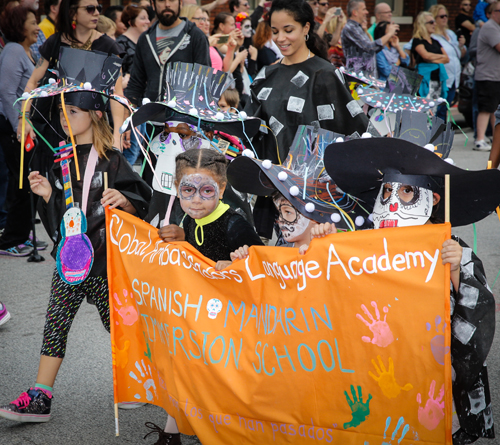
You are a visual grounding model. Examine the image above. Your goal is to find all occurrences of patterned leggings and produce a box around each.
[40,269,110,358]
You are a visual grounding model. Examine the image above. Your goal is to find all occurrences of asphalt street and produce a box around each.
[0,113,499,445]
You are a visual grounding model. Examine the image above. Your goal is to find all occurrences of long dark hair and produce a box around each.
[57,0,84,44]
[269,0,328,60]
[212,12,232,35]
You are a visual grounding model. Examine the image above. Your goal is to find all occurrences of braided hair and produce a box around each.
[175,149,228,186]
[269,0,328,61]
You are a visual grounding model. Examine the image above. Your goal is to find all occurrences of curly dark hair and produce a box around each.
[0,5,36,43]
[175,149,228,186]
[269,0,328,60]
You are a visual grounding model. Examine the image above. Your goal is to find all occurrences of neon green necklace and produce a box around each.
[194,201,230,246]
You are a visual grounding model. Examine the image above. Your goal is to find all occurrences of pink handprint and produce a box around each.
[417,380,445,430]
[113,289,139,326]
[357,301,394,347]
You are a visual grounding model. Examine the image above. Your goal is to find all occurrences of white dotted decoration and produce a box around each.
[368,214,373,222]
[189,108,198,116]
[40,91,48,97]
[239,111,247,120]
[355,216,365,227]
[429,101,435,107]
[167,100,176,108]
[278,171,288,181]
[83,82,92,90]
[215,112,224,120]
[242,149,255,158]
[331,213,341,223]
[262,159,272,169]
[289,186,299,196]
[305,203,315,213]
[357,87,364,95]
[366,97,372,102]
[142,97,151,105]
[335,137,344,143]
[48,78,56,84]
[22,92,30,100]
[375,101,382,108]
[361,132,372,138]
[424,143,435,152]
[445,158,454,165]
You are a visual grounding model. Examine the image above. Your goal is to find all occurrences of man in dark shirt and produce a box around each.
[455,0,475,47]
[341,0,398,77]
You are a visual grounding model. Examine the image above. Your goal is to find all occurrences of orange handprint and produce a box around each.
[113,289,138,326]
[369,355,413,399]
[112,339,130,368]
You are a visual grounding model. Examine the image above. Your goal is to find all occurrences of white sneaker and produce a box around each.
[474,140,492,151]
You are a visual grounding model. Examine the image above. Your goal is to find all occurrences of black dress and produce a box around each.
[39,144,152,277]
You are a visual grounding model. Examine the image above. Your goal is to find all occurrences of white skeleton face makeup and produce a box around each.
[273,196,310,242]
[178,172,221,219]
[372,182,434,229]
[241,20,252,38]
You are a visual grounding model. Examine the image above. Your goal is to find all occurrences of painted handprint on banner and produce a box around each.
[113,289,139,326]
[111,339,130,368]
[343,385,372,429]
[417,380,445,430]
[369,356,413,399]
[130,360,158,402]
[426,316,449,365]
[382,416,411,444]
[357,301,394,347]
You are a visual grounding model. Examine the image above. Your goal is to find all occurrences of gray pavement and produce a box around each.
[0,114,500,444]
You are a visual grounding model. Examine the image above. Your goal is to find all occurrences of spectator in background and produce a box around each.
[0,5,41,256]
[474,0,496,27]
[103,5,127,38]
[253,20,278,71]
[315,0,330,25]
[374,21,408,81]
[96,15,116,39]
[429,4,466,122]
[20,0,46,62]
[474,0,500,151]
[411,11,449,109]
[229,0,266,30]
[455,0,475,46]
[341,0,398,76]
[367,2,392,39]
[211,12,236,55]
[324,9,346,67]
[38,0,60,39]
[307,0,319,19]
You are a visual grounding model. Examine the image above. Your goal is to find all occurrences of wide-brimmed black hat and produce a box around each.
[323,137,500,227]
[227,125,371,230]
[127,62,261,139]
[19,47,128,110]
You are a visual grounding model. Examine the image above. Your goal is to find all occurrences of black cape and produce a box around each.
[246,56,369,163]
[39,144,152,277]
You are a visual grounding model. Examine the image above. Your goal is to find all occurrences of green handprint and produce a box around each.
[143,332,152,362]
[343,385,372,429]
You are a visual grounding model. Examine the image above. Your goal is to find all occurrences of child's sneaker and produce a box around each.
[474,139,492,151]
[0,245,32,257]
[0,302,10,326]
[0,388,52,422]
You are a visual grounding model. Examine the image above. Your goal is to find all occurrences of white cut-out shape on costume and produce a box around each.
[287,96,306,113]
[452,314,476,345]
[346,100,364,117]
[458,283,479,309]
[269,116,284,135]
[207,298,223,319]
[257,87,273,101]
[254,67,266,81]
[468,387,486,415]
[317,104,335,121]
[290,71,309,88]
[335,68,345,84]
[129,360,158,401]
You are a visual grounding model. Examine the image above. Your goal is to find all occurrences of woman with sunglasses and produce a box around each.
[18,0,126,162]
[429,4,466,122]
[411,11,449,113]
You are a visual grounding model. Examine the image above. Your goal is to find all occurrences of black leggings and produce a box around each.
[40,269,110,358]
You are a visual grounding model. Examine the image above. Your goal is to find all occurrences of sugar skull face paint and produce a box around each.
[273,196,310,242]
[372,182,433,229]
[241,20,252,38]
[178,171,221,219]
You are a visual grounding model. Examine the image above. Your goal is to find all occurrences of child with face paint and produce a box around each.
[152,148,263,443]
[317,138,499,444]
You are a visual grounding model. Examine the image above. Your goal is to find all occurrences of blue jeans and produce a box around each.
[437,83,457,122]
[123,123,146,165]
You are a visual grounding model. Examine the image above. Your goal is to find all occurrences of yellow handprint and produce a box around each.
[112,339,131,369]
[369,355,413,399]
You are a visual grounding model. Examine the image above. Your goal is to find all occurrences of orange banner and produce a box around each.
[106,208,452,444]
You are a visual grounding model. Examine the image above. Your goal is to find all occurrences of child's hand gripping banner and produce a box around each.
[106,208,452,444]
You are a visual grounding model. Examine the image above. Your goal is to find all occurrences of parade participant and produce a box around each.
[0,48,151,423]
[145,148,262,444]
[18,0,127,170]
[319,128,498,444]
[125,61,261,228]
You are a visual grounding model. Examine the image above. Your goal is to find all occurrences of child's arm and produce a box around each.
[214,245,250,271]
[28,171,52,203]
[441,238,463,292]
[101,188,137,214]
[158,224,185,242]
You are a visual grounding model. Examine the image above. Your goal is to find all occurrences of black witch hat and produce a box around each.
[227,125,371,230]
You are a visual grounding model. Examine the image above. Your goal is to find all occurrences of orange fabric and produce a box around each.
[107,208,452,445]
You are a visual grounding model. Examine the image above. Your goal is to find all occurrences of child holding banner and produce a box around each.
[151,147,263,443]
[0,48,151,423]
[320,135,499,444]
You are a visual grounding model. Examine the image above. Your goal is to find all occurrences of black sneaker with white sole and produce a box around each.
[0,388,52,422]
